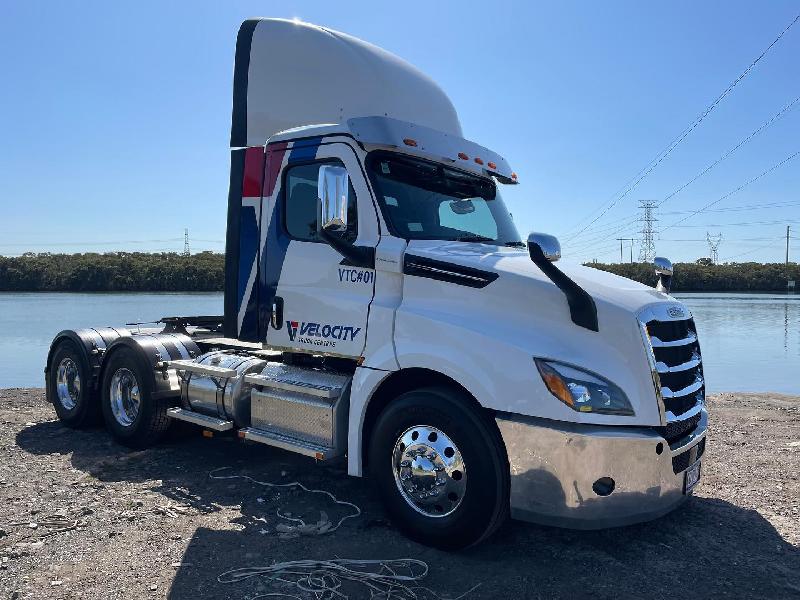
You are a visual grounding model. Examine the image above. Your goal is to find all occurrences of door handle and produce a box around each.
[271,296,284,330]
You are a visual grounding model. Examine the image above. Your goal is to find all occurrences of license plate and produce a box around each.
[684,460,701,493]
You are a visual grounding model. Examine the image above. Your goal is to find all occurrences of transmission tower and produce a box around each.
[706,232,722,264]
[637,200,658,262]
[183,228,190,256]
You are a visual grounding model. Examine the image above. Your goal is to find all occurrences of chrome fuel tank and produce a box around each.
[181,351,266,425]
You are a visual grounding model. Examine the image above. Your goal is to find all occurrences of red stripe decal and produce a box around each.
[242,147,265,198]
[263,141,289,198]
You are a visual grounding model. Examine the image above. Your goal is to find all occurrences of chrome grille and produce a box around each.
[643,314,705,442]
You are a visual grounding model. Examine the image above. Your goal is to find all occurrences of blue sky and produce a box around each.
[1,1,798,264]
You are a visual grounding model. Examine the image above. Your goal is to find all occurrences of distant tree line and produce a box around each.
[1,253,798,292]
[0,252,224,292]
[587,261,800,292]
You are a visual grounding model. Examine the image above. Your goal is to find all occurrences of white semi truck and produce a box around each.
[45,18,707,549]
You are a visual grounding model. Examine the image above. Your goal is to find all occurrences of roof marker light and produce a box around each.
[488,161,497,170]
[458,152,469,160]
[403,138,418,147]
[474,157,484,165]
[511,172,518,181]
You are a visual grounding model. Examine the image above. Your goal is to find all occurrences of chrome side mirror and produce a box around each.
[527,232,561,262]
[654,256,673,293]
[317,165,349,233]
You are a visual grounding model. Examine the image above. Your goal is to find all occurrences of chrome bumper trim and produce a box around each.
[496,408,707,529]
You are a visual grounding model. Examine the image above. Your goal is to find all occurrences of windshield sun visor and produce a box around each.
[348,116,518,184]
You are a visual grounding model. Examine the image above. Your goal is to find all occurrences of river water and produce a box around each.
[0,292,797,394]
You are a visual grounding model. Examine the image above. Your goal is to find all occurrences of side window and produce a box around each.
[284,161,358,243]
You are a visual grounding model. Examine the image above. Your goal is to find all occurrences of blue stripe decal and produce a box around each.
[258,138,323,337]
[286,137,322,162]
[237,204,260,340]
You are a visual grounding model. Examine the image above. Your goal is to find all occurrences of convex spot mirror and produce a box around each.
[317,165,350,233]
[449,199,475,215]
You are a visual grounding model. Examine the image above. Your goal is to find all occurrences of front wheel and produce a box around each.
[101,347,171,448]
[369,386,509,550]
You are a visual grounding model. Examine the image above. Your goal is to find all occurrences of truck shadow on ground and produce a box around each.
[16,421,799,600]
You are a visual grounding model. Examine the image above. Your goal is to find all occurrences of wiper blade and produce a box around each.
[505,241,526,248]
[455,235,495,243]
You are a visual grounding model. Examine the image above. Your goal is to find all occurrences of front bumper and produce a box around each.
[496,408,707,529]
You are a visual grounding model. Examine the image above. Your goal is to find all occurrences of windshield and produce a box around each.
[366,152,523,246]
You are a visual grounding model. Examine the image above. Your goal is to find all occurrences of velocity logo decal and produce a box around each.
[286,320,362,348]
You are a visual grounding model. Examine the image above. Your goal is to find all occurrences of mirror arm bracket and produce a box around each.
[528,243,599,332]
[319,229,375,269]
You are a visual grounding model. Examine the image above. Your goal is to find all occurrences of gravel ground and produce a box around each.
[0,388,798,599]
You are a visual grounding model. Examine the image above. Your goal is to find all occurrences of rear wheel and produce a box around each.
[369,386,509,550]
[101,347,171,448]
[48,340,97,428]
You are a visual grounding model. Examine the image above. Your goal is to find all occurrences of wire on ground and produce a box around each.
[218,558,481,600]
[208,467,361,535]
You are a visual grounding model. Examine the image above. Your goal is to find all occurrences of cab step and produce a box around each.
[239,427,336,460]
[166,407,234,431]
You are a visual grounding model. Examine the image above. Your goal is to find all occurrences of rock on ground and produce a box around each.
[0,388,798,599]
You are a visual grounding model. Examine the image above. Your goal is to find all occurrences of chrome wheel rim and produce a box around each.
[392,425,466,518]
[109,368,140,427]
[56,357,81,410]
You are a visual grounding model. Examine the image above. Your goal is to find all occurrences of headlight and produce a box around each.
[535,359,634,416]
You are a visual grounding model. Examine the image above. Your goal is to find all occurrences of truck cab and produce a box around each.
[45,18,707,549]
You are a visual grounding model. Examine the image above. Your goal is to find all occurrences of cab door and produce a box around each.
[261,141,378,358]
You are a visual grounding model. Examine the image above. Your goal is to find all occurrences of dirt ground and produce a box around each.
[0,389,798,600]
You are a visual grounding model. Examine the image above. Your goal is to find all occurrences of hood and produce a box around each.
[405,240,676,318]
[400,239,679,426]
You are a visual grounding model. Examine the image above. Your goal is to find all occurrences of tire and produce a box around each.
[368,386,509,550]
[100,346,171,448]
[47,340,98,428]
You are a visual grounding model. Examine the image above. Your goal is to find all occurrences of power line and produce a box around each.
[659,150,800,233]
[563,216,640,250]
[721,239,785,262]
[663,218,800,228]
[659,236,782,242]
[658,95,800,207]
[563,11,800,241]
[660,200,800,214]
[0,238,185,247]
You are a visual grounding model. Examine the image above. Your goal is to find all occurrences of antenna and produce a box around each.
[706,232,722,264]
[183,228,190,257]
[637,200,658,263]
